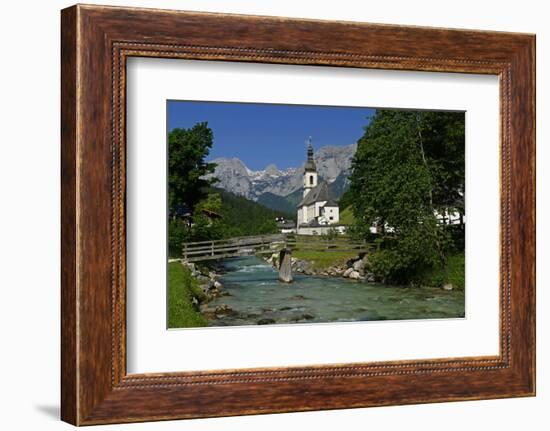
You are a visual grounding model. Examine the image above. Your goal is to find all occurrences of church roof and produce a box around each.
[297,181,338,207]
[324,198,339,207]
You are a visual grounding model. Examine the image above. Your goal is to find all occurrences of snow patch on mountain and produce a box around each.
[206,143,357,201]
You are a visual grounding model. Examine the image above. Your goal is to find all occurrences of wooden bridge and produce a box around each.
[181,234,372,282]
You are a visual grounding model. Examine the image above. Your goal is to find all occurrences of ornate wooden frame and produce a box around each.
[61,4,536,425]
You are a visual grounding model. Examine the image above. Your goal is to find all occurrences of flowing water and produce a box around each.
[206,256,465,327]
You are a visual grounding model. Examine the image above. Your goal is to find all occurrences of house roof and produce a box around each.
[297,181,338,207]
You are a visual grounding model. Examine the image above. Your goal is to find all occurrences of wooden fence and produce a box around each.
[181,234,372,262]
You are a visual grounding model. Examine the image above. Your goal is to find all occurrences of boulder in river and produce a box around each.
[214,304,238,317]
[353,259,365,272]
[343,267,354,278]
[349,270,362,280]
[442,283,454,291]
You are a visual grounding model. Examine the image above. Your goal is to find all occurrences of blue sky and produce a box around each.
[167,100,375,170]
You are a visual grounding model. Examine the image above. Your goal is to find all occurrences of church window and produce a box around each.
[309,175,313,185]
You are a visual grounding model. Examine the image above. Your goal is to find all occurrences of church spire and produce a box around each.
[303,137,318,198]
[304,136,317,172]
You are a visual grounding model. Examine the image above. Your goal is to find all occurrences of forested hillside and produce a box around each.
[257,192,296,216]
[216,188,291,237]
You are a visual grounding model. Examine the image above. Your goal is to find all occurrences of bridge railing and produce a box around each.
[182,234,287,262]
[181,233,374,262]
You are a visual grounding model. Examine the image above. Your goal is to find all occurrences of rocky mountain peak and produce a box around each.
[206,143,357,201]
[264,164,280,176]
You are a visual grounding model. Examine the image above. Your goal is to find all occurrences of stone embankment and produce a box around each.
[182,261,225,299]
[265,252,377,282]
[180,261,234,321]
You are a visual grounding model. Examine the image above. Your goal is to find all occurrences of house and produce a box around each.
[296,139,346,235]
[275,217,297,234]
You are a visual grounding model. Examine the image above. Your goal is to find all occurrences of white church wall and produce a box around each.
[323,206,339,223]
[307,204,315,221]
[314,201,327,217]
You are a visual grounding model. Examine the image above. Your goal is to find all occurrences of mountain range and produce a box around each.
[205,143,357,216]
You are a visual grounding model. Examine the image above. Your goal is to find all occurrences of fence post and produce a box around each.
[211,241,214,257]
[183,243,187,260]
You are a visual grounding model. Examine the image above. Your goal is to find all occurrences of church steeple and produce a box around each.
[304,136,317,172]
[303,137,318,197]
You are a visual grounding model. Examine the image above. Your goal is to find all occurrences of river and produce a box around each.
[206,256,465,327]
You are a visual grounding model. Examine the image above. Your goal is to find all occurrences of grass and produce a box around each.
[420,253,465,290]
[167,262,208,329]
[339,206,356,225]
[292,250,356,269]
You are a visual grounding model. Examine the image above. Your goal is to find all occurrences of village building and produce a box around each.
[275,217,297,234]
[296,140,346,235]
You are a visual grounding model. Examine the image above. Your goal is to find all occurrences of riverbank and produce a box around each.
[264,250,465,290]
[419,254,465,290]
[167,261,228,328]
[167,262,208,328]
[168,252,465,329]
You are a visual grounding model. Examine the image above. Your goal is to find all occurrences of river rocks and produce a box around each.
[343,267,354,278]
[290,313,315,322]
[442,283,454,291]
[186,262,226,305]
[214,304,239,317]
[182,261,202,278]
[263,251,378,284]
[267,252,279,267]
[366,273,377,283]
[182,261,196,272]
[348,270,362,280]
[292,259,313,275]
[257,318,276,325]
[196,274,210,284]
[332,267,344,275]
[352,259,365,272]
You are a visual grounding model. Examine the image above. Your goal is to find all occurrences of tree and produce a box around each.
[348,109,463,284]
[414,111,465,221]
[168,123,217,216]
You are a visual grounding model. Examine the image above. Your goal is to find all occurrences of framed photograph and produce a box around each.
[61,4,535,425]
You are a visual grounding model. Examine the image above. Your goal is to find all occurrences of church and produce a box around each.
[296,139,345,235]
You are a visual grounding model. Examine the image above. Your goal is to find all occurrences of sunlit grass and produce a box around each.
[292,250,356,269]
[167,262,208,328]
